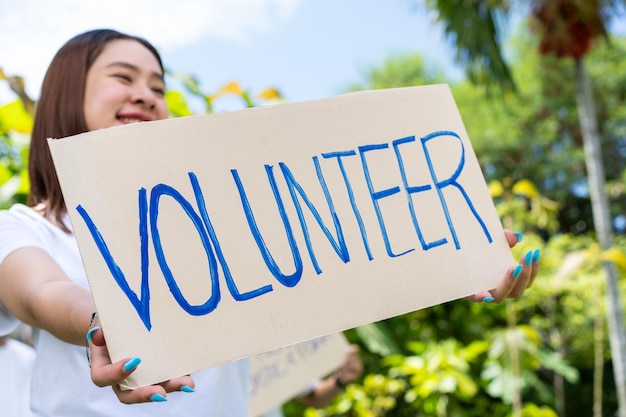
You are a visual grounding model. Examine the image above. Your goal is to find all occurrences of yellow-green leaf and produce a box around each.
[0,164,12,184]
[165,91,192,117]
[512,179,539,199]
[17,169,30,194]
[603,247,626,275]
[0,100,34,133]
[488,180,503,197]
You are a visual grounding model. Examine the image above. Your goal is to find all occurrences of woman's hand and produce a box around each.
[466,230,540,303]
[86,324,195,404]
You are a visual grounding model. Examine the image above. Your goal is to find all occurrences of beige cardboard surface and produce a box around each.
[249,333,350,417]
[48,84,514,389]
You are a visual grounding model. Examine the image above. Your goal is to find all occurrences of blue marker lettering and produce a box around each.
[279,158,349,275]
[359,143,414,258]
[76,189,152,331]
[150,183,221,316]
[75,130,492,327]
[421,131,492,248]
[322,150,373,260]
[232,167,303,287]
[189,172,273,300]
[392,136,447,250]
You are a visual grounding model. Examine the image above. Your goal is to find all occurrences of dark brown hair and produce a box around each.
[28,29,164,231]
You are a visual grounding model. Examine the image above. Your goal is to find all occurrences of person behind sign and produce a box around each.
[262,344,364,417]
[0,28,540,416]
[0,29,248,417]
[298,344,363,408]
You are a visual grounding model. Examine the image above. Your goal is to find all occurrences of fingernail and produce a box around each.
[151,393,168,402]
[525,250,533,265]
[482,296,494,303]
[123,356,142,373]
[86,326,100,343]
[513,264,523,279]
[514,232,523,242]
[180,385,195,393]
[533,248,541,263]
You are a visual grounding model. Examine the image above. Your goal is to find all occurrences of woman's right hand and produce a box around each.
[87,326,195,403]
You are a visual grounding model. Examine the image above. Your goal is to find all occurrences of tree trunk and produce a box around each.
[574,56,626,417]
[507,302,522,417]
[594,275,604,417]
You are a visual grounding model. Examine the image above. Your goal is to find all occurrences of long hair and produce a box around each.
[28,29,164,232]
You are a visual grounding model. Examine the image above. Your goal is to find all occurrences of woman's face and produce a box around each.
[84,39,168,131]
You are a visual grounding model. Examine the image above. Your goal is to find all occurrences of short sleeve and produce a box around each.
[0,206,48,335]
[0,208,47,263]
[0,302,19,336]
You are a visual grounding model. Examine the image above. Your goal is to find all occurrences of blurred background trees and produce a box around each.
[1,1,625,416]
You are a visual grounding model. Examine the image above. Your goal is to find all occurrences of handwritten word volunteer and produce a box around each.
[76,130,493,331]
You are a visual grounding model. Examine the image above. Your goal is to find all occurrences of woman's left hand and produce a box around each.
[87,324,195,404]
[466,230,540,303]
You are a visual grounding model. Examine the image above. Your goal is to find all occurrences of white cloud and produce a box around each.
[0,0,301,99]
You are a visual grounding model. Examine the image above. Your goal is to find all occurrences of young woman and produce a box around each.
[0,29,249,416]
[0,29,539,417]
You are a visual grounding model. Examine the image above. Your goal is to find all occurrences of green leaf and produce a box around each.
[0,163,12,184]
[536,350,579,383]
[0,100,33,133]
[165,91,192,117]
[354,322,401,356]
[0,175,22,205]
[603,247,626,276]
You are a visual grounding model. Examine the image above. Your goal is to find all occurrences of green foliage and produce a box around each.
[0,98,32,208]
[453,34,626,235]
[482,325,578,404]
[165,90,193,117]
[353,323,402,357]
[419,0,516,93]
[346,54,447,91]
[387,339,484,415]
[520,403,558,417]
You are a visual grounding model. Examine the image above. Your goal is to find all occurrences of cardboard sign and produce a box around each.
[250,333,350,417]
[48,84,514,389]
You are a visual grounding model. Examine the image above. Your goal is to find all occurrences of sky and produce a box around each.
[0,0,464,112]
[2,1,624,113]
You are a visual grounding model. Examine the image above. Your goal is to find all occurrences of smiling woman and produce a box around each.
[83,40,168,130]
[0,29,251,417]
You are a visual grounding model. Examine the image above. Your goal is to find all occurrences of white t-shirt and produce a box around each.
[0,338,36,417]
[0,204,250,417]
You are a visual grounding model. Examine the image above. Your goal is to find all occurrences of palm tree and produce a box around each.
[418,0,626,416]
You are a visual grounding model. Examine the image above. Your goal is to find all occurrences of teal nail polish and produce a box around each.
[180,385,195,393]
[86,326,100,343]
[513,265,523,279]
[533,248,541,263]
[514,232,523,242]
[482,296,494,303]
[525,251,533,265]
[123,356,141,373]
[151,393,168,402]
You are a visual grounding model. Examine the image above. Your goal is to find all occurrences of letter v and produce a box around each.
[76,188,152,331]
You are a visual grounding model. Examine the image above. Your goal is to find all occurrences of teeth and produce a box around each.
[119,117,143,124]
